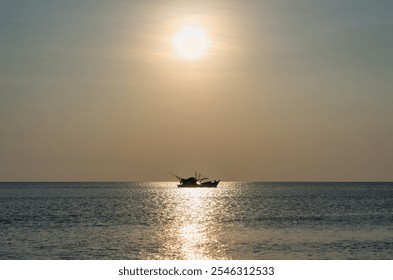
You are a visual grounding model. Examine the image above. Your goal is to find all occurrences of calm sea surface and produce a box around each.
[0,182,392,259]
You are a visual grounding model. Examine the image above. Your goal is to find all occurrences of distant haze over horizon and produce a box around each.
[1,0,392,182]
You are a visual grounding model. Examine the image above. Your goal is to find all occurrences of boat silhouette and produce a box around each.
[171,172,220,188]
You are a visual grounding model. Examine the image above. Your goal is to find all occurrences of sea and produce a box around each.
[0,182,392,260]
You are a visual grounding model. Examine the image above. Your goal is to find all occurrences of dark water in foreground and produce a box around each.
[0,182,392,259]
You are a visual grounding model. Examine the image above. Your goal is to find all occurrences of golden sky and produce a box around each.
[1,0,392,181]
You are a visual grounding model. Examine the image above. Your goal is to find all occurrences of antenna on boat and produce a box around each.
[193,169,202,179]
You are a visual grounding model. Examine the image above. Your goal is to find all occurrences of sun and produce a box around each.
[173,25,210,60]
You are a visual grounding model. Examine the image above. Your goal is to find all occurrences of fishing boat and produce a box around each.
[171,172,220,188]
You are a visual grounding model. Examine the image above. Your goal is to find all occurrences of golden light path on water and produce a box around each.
[177,188,217,259]
[147,185,229,260]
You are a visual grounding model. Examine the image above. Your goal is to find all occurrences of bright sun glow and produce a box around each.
[173,25,210,60]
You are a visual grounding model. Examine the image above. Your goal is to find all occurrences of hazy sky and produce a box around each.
[1,0,392,181]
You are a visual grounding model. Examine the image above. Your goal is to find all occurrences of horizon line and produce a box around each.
[1,180,392,183]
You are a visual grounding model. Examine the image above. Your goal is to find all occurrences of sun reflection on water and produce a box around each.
[147,186,229,259]
[179,223,207,259]
[175,188,228,259]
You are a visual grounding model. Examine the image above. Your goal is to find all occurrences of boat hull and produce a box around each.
[178,180,220,188]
